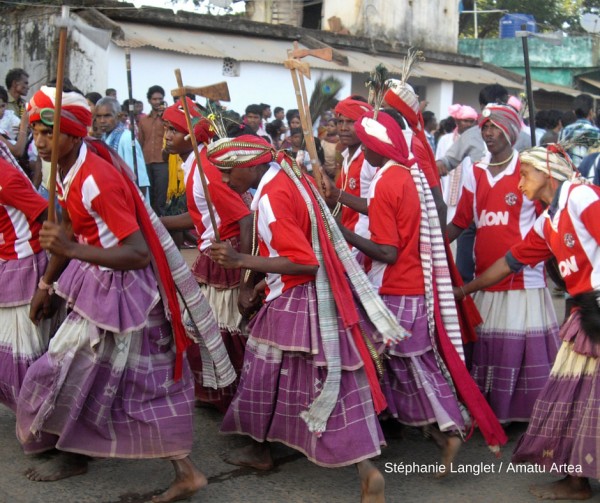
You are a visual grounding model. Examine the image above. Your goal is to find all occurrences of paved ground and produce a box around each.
[0,250,588,503]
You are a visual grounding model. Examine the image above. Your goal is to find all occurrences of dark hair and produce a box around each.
[573,94,594,119]
[289,127,303,137]
[105,88,117,96]
[46,77,82,95]
[146,85,165,101]
[0,86,8,103]
[286,108,300,123]
[545,109,563,130]
[347,94,368,103]
[259,103,270,110]
[534,109,549,129]
[478,84,508,107]
[562,110,576,128]
[5,68,28,89]
[266,119,284,138]
[381,108,407,130]
[274,106,284,115]
[85,91,102,105]
[245,104,262,116]
[422,110,436,127]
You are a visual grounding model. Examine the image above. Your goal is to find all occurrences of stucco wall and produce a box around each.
[322,0,459,52]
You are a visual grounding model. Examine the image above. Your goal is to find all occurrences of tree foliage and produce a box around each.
[459,0,600,38]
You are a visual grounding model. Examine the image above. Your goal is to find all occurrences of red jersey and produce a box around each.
[512,182,600,296]
[185,148,251,251]
[336,147,376,238]
[252,165,319,301]
[367,161,425,295]
[0,160,47,260]
[57,143,140,249]
[452,152,545,291]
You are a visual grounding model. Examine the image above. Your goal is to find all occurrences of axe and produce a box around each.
[171,81,231,102]
[284,41,333,192]
[172,69,220,242]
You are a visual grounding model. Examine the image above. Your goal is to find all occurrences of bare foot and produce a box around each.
[152,457,207,503]
[223,442,273,471]
[424,426,462,478]
[357,459,385,503]
[529,476,592,500]
[24,452,88,482]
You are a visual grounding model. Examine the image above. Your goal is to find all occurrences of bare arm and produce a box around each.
[454,256,511,301]
[446,222,466,243]
[161,212,194,231]
[340,224,397,264]
[210,240,318,276]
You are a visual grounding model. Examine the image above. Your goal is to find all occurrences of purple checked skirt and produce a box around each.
[378,294,465,432]
[189,242,247,412]
[16,260,195,459]
[512,309,600,479]
[471,289,560,423]
[0,251,50,411]
[220,282,385,468]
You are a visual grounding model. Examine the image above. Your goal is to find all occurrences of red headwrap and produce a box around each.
[207,135,275,169]
[162,97,215,144]
[28,86,92,137]
[334,98,373,121]
[383,80,420,130]
[354,111,413,166]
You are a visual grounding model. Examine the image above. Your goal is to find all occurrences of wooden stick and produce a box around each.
[47,5,70,224]
[124,48,139,181]
[174,68,220,242]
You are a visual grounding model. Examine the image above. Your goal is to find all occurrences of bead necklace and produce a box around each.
[487,151,514,167]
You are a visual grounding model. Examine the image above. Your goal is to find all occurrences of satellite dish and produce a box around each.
[580,13,600,33]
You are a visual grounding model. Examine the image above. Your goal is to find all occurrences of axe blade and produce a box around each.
[171,81,231,102]
[288,47,333,62]
[284,59,311,79]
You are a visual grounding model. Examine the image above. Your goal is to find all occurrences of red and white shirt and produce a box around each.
[252,164,318,301]
[452,151,545,291]
[336,147,377,239]
[0,160,47,260]
[57,143,140,248]
[367,161,425,295]
[512,182,600,296]
[185,148,251,251]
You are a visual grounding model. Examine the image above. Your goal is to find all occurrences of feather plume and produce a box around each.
[365,64,391,119]
[309,75,343,127]
[399,47,424,85]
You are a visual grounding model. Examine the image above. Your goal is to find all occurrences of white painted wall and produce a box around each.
[106,46,353,119]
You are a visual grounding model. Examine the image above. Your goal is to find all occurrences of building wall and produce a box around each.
[322,0,459,52]
[459,36,600,87]
[107,46,353,120]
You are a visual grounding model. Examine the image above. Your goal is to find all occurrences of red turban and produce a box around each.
[207,135,275,170]
[479,104,521,146]
[28,86,92,137]
[354,111,413,166]
[162,97,215,144]
[383,80,420,129]
[334,98,373,121]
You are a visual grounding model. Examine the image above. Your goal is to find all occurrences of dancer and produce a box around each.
[457,145,600,500]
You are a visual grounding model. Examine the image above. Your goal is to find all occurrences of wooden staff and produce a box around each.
[284,42,333,192]
[47,5,70,223]
[173,69,220,242]
[124,48,139,180]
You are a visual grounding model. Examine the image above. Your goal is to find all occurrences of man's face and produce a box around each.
[275,110,285,121]
[336,114,359,147]
[149,92,165,114]
[164,122,191,155]
[245,113,262,132]
[95,105,118,135]
[262,107,272,120]
[12,77,29,98]
[456,118,475,135]
[32,122,79,162]
[134,101,144,115]
[290,133,303,149]
[220,166,259,194]
[481,121,509,154]
[0,99,6,119]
